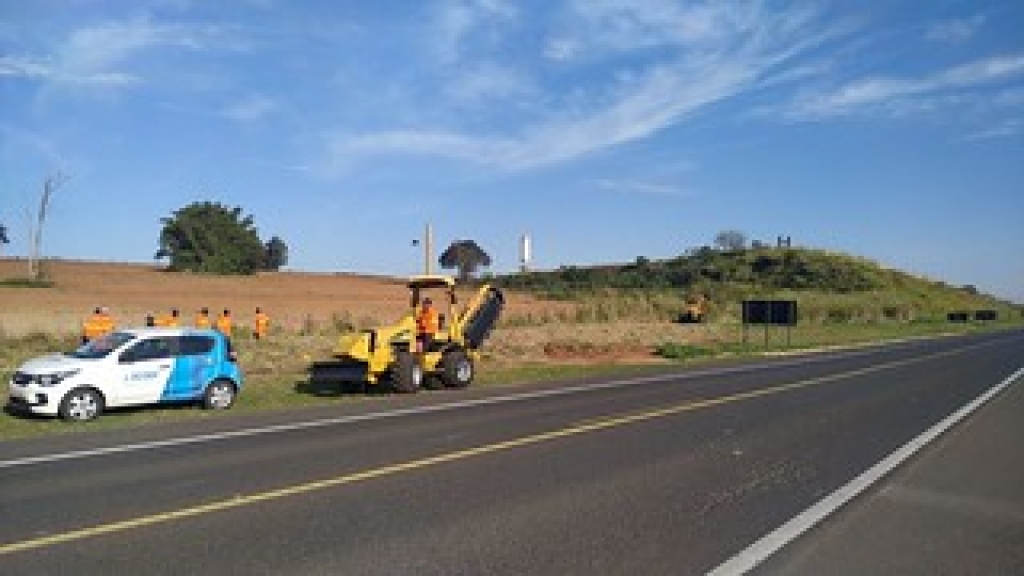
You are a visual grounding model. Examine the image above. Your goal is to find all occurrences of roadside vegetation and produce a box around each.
[497,245,1017,325]
[1,239,1021,439]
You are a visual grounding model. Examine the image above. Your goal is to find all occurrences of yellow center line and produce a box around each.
[0,344,977,556]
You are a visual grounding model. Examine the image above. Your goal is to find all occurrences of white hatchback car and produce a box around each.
[8,328,243,421]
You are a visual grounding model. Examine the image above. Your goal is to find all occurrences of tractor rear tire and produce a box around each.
[392,351,423,394]
[441,350,474,389]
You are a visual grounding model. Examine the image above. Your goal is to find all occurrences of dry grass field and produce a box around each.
[0,258,563,337]
[0,258,709,365]
[3,258,1009,369]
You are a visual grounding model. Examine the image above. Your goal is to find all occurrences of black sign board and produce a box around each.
[947,312,970,323]
[742,300,798,326]
[974,310,998,321]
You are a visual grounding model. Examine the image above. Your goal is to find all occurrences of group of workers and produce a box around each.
[81,306,271,343]
[82,298,440,351]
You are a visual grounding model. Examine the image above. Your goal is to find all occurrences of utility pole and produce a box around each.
[424,223,434,276]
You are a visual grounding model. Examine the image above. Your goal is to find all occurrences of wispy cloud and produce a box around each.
[325,1,837,173]
[926,15,986,44]
[5,17,232,90]
[595,178,692,199]
[782,54,1024,119]
[222,94,277,122]
[965,118,1022,141]
[0,55,51,78]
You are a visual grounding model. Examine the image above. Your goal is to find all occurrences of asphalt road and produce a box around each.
[2,329,1021,575]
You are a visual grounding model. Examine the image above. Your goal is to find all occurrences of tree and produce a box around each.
[714,230,747,251]
[156,201,270,275]
[0,222,9,255]
[439,239,491,281]
[264,236,289,271]
[28,172,66,279]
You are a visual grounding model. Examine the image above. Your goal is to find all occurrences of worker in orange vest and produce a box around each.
[415,297,440,353]
[155,308,180,327]
[81,307,105,343]
[253,307,270,340]
[81,306,116,343]
[216,309,233,337]
[195,307,212,329]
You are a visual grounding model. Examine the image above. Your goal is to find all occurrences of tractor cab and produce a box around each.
[407,275,458,334]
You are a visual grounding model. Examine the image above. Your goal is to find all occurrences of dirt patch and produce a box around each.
[541,341,661,364]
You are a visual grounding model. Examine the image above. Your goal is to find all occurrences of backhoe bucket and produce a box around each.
[463,287,504,349]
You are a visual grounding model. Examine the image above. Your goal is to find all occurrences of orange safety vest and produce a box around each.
[216,314,233,336]
[155,313,178,328]
[254,312,270,338]
[416,306,439,335]
[100,313,116,335]
[195,313,211,329]
[83,313,116,341]
[82,314,106,341]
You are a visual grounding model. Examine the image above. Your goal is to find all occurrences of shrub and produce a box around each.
[656,342,716,360]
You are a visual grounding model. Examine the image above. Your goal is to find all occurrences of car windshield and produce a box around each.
[70,332,137,359]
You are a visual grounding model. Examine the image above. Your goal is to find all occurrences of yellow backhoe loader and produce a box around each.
[309,275,503,393]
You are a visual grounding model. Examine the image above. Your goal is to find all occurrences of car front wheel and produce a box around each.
[59,388,104,422]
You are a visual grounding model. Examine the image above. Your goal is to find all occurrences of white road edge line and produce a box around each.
[0,335,990,470]
[708,364,1024,576]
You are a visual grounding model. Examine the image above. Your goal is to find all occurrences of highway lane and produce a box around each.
[1,329,1021,574]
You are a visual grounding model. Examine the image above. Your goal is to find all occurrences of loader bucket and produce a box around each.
[463,287,504,349]
[308,360,369,384]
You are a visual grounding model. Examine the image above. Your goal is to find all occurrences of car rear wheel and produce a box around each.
[203,380,237,410]
[59,388,103,422]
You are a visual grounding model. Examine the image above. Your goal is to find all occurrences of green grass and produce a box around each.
[0,277,55,288]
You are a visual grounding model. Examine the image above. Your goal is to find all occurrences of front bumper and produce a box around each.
[7,384,59,415]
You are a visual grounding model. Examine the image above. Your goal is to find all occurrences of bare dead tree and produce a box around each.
[28,171,67,279]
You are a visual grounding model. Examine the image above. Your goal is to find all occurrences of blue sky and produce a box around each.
[2,1,1022,302]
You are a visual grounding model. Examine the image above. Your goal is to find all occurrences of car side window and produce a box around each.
[178,335,214,356]
[120,337,175,363]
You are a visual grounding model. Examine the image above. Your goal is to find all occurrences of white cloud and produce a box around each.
[965,119,1022,141]
[330,58,754,171]
[443,63,534,104]
[926,15,986,44]
[326,2,834,172]
[433,0,518,63]
[595,178,692,199]
[543,38,579,61]
[0,55,51,78]
[10,18,233,90]
[222,95,277,122]
[784,54,1024,119]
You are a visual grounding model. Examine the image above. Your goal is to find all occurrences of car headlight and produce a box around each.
[36,369,80,387]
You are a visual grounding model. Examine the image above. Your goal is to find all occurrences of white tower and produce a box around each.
[519,234,532,272]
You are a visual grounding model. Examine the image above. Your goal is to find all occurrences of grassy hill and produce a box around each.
[497,246,1021,326]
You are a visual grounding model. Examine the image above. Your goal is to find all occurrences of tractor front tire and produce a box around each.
[441,350,474,389]
[392,352,423,394]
